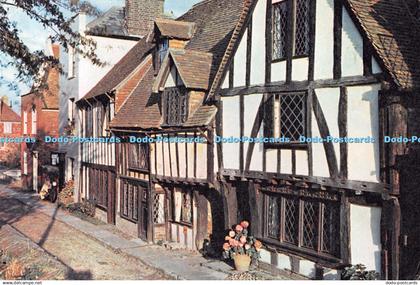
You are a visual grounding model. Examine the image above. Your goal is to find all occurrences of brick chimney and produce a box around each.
[125,0,164,37]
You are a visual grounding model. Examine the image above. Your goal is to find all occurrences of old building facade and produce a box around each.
[21,43,60,191]
[74,0,420,280]
[0,102,21,168]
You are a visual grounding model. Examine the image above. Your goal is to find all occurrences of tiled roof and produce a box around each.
[86,7,129,38]
[154,18,196,40]
[109,61,162,130]
[154,49,213,92]
[0,102,20,122]
[81,38,154,101]
[345,0,420,89]
[180,0,251,86]
[184,105,217,127]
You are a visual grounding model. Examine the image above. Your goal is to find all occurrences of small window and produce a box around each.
[153,193,165,224]
[172,188,193,225]
[159,39,169,66]
[163,87,188,126]
[272,0,311,61]
[68,98,75,122]
[68,46,76,79]
[264,92,306,144]
[23,111,28,135]
[3,122,12,134]
[272,0,288,61]
[23,152,28,175]
[128,143,149,171]
[31,107,37,135]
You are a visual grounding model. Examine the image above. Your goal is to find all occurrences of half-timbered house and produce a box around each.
[212,0,420,280]
[76,39,153,226]
[109,1,249,249]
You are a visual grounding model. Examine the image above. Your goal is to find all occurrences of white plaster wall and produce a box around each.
[347,84,380,182]
[234,29,248,87]
[165,66,177,87]
[221,71,230,89]
[251,0,267,85]
[312,88,340,172]
[222,97,240,169]
[266,149,278,173]
[281,149,293,174]
[311,110,330,177]
[341,7,364,77]
[372,57,382,74]
[350,204,382,273]
[78,36,136,97]
[314,0,334,80]
[196,142,207,179]
[292,57,309,81]
[271,61,287,82]
[295,150,309,175]
[244,94,263,171]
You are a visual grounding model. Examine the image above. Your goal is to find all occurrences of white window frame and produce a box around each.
[3,122,12,134]
[68,46,76,79]
[23,152,28,175]
[31,107,37,135]
[23,111,28,135]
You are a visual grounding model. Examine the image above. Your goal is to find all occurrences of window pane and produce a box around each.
[295,0,310,56]
[322,203,340,255]
[302,200,319,250]
[280,93,305,141]
[267,195,280,239]
[272,1,288,60]
[180,190,192,224]
[284,197,299,245]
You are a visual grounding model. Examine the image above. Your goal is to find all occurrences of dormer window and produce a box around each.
[163,87,188,126]
[155,39,169,73]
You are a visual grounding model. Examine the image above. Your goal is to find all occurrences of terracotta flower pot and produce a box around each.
[233,254,251,272]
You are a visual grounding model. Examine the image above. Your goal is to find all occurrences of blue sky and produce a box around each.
[0,0,202,111]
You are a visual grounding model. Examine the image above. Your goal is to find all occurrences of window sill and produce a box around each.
[169,220,193,228]
[264,142,308,150]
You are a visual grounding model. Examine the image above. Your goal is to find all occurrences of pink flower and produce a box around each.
[229,230,235,237]
[235,224,243,233]
[245,244,251,250]
[229,239,236,246]
[240,236,247,244]
[225,235,231,241]
[240,221,249,229]
[238,242,244,247]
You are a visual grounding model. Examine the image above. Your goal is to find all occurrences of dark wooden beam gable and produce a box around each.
[265,0,273,84]
[245,97,265,171]
[338,86,348,179]
[308,0,317,81]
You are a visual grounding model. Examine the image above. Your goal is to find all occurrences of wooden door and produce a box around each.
[138,184,149,240]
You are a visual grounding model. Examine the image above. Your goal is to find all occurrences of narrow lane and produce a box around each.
[0,188,169,280]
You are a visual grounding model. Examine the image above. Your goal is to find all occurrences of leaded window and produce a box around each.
[264,92,306,143]
[128,143,149,171]
[272,0,311,61]
[120,179,146,223]
[163,87,188,126]
[295,0,310,56]
[153,193,165,224]
[264,188,341,258]
[272,0,288,60]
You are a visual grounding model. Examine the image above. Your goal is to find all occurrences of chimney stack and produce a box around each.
[125,0,164,37]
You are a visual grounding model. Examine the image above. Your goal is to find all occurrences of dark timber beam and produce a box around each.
[220,169,390,195]
[220,75,382,97]
[312,92,339,178]
[338,87,348,179]
[333,0,342,79]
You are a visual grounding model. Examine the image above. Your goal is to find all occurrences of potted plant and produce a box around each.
[222,221,262,271]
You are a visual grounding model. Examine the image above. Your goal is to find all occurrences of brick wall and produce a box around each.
[125,0,164,37]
